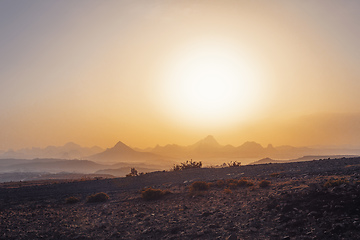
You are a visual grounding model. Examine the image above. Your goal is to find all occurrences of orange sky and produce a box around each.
[1,1,360,150]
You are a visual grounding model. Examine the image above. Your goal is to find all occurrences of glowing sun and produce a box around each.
[160,41,263,128]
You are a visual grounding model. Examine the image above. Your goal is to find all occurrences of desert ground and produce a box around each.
[1,157,360,239]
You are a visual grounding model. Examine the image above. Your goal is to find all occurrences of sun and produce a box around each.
[158,41,263,129]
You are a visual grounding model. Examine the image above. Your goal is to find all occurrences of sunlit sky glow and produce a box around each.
[1,0,360,150]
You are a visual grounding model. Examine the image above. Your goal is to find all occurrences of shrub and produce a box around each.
[65,196,80,204]
[172,159,202,171]
[224,188,232,194]
[259,180,271,188]
[224,179,237,189]
[226,179,238,185]
[228,182,238,189]
[270,173,280,178]
[238,179,254,187]
[227,161,242,167]
[324,178,349,188]
[126,168,138,177]
[215,179,225,188]
[245,181,254,186]
[86,192,109,203]
[189,181,209,195]
[141,187,170,201]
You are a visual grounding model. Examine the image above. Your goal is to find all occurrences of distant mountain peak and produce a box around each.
[114,141,129,149]
[193,135,221,148]
[204,135,216,141]
[63,142,81,149]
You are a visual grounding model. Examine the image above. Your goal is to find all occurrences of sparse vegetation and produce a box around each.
[228,182,238,189]
[141,187,170,201]
[215,179,225,187]
[226,179,238,189]
[65,196,80,204]
[224,188,232,194]
[259,180,271,188]
[172,159,202,171]
[210,178,254,189]
[86,192,109,203]
[238,178,254,187]
[270,172,280,178]
[189,181,209,195]
[227,161,242,167]
[126,168,138,177]
[324,178,349,188]
[4,157,360,239]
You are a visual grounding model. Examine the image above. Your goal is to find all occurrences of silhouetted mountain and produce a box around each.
[189,135,225,157]
[0,143,103,160]
[88,141,174,166]
[191,135,221,148]
[149,136,270,159]
[146,136,360,162]
[151,144,187,158]
[234,141,266,157]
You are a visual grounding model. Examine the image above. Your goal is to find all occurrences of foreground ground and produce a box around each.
[1,157,360,239]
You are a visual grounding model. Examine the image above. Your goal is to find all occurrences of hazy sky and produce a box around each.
[1,0,360,150]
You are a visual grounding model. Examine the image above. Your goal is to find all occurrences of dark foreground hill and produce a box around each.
[1,157,360,239]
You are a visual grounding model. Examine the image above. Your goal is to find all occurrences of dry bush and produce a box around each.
[172,159,202,171]
[65,196,80,204]
[238,179,254,187]
[215,179,225,188]
[189,181,209,195]
[270,172,280,178]
[259,180,271,188]
[228,183,238,189]
[126,168,138,177]
[86,192,109,203]
[323,178,349,188]
[225,179,238,189]
[224,188,232,194]
[141,187,170,201]
[226,179,238,185]
[227,161,242,167]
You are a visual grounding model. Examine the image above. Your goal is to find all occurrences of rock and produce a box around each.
[201,211,212,217]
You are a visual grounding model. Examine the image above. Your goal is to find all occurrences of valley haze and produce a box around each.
[1,136,359,183]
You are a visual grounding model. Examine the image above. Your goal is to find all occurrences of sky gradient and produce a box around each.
[1,0,360,150]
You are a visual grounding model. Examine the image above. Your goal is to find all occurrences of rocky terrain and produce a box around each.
[1,157,360,239]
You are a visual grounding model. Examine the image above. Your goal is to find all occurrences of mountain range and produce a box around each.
[1,135,360,182]
[2,135,360,169]
[0,142,103,160]
[148,135,316,161]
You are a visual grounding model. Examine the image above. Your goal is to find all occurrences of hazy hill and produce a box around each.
[1,159,108,174]
[152,144,188,158]
[95,166,158,177]
[3,136,360,169]
[0,142,103,160]
[148,135,316,161]
[250,155,359,165]
[151,135,226,158]
[250,158,289,165]
[0,159,32,168]
[87,141,174,167]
